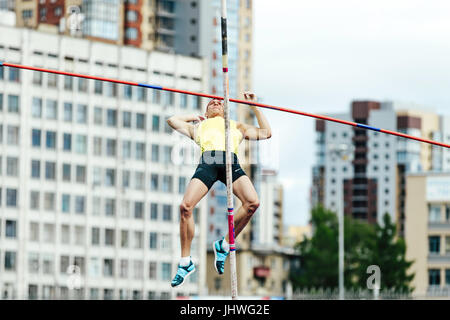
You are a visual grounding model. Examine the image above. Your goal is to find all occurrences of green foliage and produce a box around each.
[290,206,415,293]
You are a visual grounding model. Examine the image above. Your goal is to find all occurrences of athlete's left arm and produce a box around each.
[237,92,272,140]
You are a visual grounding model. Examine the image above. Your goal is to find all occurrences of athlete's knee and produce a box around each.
[180,201,194,219]
[245,197,260,216]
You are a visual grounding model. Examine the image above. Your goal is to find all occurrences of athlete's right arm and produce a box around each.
[166,114,204,140]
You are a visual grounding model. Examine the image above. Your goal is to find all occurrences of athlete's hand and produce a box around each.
[244,92,256,102]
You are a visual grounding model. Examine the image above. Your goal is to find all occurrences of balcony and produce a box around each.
[428,222,450,230]
[427,254,450,263]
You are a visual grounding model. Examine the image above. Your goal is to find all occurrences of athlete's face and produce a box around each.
[205,99,225,118]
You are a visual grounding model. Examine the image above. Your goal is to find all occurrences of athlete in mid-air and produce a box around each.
[167,92,271,287]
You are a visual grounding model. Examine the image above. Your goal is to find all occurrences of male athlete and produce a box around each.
[167,92,271,287]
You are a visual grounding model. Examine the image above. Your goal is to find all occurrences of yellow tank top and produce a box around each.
[195,117,243,155]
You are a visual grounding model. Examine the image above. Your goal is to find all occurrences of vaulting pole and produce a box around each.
[1,61,449,149]
[220,0,238,300]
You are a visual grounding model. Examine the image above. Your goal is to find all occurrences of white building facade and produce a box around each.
[0,25,209,300]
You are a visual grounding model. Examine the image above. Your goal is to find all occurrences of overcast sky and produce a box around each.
[253,0,450,226]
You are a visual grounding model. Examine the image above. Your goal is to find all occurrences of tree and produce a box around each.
[290,207,415,295]
[357,213,415,293]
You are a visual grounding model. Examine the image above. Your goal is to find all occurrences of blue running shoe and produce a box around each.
[171,261,195,288]
[213,238,229,275]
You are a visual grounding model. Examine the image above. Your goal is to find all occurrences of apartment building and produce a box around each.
[312,101,398,225]
[0,25,209,299]
[405,172,450,299]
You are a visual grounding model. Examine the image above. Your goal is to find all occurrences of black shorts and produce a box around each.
[191,151,247,190]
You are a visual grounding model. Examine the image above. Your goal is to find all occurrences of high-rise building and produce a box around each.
[0,24,209,299]
[312,101,399,225]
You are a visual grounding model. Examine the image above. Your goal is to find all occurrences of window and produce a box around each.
[162,175,173,193]
[134,171,144,190]
[164,116,172,133]
[106,139,117,157]
[30,222,39,241]
[161,263,171,281]
[44,192,55,211]
[78,78,88,92]
[75,226,85,245]
[122,111,132,128]
[121,230,129,248]
[105,198,116,216]
[429,205,441,223]
[30,191,40,210]
[77,104,87,124]
[92,167,101,186]
[164,92,174,106]
[94,81,103,95]
[8,68,20,82]
[123,85,133,100]
[192,96,201,110]
[134,201,144,219]
[137,87,146,102]
[76,165,86,183]
[46,100,57,119]
[61,194,70,213]
[31,160,41,179]
[429,269,441,286]
[150,203,158,220]
[133,261,143,280]
[134,231,143,249]
[122,141,131,158]
[64,76,73,90]
[94,107,102,124]
[75,135,87,154]
[4,251,17,271]
[5,220,17,238]
[61,225,70,244]
[92,197,101,216]
[64,102,73,122]
[91,227,100,245]
[175,93,187,110]
[151,144,159,162]
[163,146,172,163]
[120,260,128,278]
[105,169,116,187]
[62,163,71,181]
[150,174,159,191]
[149,232,157,249]
[429,236,441,254]
[446,236,450,254]
[7,125,20,145]
[122,170,130,188]
[63,133,72,151]
[161,233,171,250]
[106,83,117,97]
[126,10,138,22]
[75,196,85,214]
[152,91,161,104]
[6,188,17,207]
[105,229,115,246]
[136,113,145,130]
[32,98,42,118]
[47,73,58,88]
[6,157,19,177]
[149,262,157,280]
[46,131,56,149]
[125,28,138,40]
[179,177,186,194]
[33,71,43,85]
[43,224,55,243]
[32,129,41,147]
[152,115,160,133]
[135,143,145,160]
[162,204,172,221]
[45,161,56,180]
[93,137,102,156]
[103,259,114,277]
[107,109,117,127]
